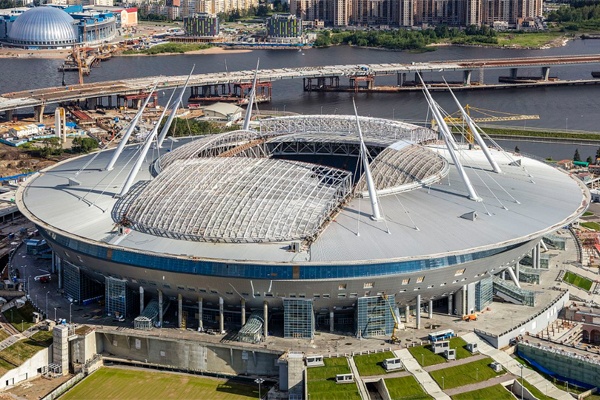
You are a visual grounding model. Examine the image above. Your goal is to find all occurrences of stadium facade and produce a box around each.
[17,112,588,339]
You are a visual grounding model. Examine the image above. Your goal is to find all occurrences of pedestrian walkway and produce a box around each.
[347,356,370,400]
[424,353,487,373]
[394,348,450,400]
[443,375,515,396]
[462,332,571,400]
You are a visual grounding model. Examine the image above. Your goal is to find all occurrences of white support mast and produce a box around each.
[242,60,260,131]
[118,89,176,197]
[353,99,382,221]
[445,81,502,174]
[157,65,195,148]
[105,82,158,171]
[420,79,482,202]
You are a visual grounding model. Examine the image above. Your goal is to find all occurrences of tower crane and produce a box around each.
[442,105,540,143]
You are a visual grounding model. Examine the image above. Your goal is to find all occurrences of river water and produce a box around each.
[3,39,600,159]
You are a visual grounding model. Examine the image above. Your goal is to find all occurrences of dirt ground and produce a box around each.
[0,146,57,178]
[0,374,73,400]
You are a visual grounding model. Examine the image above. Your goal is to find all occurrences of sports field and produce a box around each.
[61,367,259,399]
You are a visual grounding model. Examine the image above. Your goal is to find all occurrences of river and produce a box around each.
[3,39,600,160]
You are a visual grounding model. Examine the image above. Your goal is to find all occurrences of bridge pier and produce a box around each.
[397,72,407,86]
[463,70,472,85]
[34,104,45,123]
[4,109,13,122]
[510,68,518,79]
[542,66,550,81]
[303,77,340,91]
[349,75,374,92]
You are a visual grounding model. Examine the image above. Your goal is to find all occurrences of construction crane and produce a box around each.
[382,294,402,344]
[443,105,540,143]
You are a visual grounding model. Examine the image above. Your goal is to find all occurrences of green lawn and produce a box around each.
[307,357,361,400]
[563,271,593,291]
[496,32,565,48]
[451,384,514,400]
[61,367,259,399]
[385,376,432,400]
[3,303,37,332]
[581,221,600,231]
[583,211,594,217]
[409,337,473,367]
[429,357,504,389]
[521,379,553,400]
[353,351,395,376]
[0,335,52,367]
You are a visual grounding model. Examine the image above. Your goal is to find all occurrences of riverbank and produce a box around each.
[116,46,252,57]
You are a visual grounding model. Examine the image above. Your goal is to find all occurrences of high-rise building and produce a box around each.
[184,12,219,36]
[267,14,302,37]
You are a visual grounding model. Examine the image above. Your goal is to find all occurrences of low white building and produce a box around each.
[200,102,243,122]
[8,124,41,138]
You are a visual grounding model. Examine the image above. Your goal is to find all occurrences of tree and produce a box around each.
[72,137,99,153]
[514,146,520,153]
[574,148,581,162]
[587,156,593,164]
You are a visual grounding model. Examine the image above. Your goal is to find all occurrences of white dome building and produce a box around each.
[6,7,76,48]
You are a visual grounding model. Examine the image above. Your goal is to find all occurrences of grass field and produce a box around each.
[0,332,52,368]
[353,351,395,376]
[3,304,36,332]
[583,211,594,217]
[562,271,593,291]
[581,221,600,231]
[61,367,260,400]
[385,376,432,399]
[408,337,473,367]
[521,379,553,400]
[429,357,504,389]
[451,384,514,400]
[307,357,361,400]
[496,32,565,48]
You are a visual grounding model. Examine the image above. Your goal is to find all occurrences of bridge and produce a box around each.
[3,54,600,122]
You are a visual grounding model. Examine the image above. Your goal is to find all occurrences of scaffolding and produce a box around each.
[105,277,135,318]
[356,295,394,338]
[475,276,493,311]
[284,298,314,339]
[62,260,103,304]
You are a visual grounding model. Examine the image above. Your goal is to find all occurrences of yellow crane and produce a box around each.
[443,105,540,143]
[382,294,401,344]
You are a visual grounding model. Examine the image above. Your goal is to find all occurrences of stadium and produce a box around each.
[16,104,588,340]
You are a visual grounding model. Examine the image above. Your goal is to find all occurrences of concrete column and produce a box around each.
[448,293,453,315]
[542,66,550,81]
[428,299,433,319]
[535,242,541,269]
[263,301,268,339]
[198,297,203,331]
[57,257,62,290]
[34,104,45,123]
[462,285,467,316]
[219,297,224,334]
[178,293,183,329]
[415,72,420,84]
[405,305,411,323]
[502,269,506,280]
[463,70,472,85]
[139,286,144,315]
[416,295,421,329]
[5,110,13,122]
[51,250,56,274]
[510,68,518,79]
[516,262,520,280]
[158,290,163,328]
[330,309,334,333]
[241,298,246,326]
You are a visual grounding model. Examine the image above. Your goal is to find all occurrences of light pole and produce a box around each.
[442,376,444,390]
[27,276,30,294]
[320,106,323,115]
[54,307,57,322]
[421,353,424,366]
[45,291,49,319]
[254,378,264,400]
[283,105,286,114]
[566,117,568,131]
[519,364,524,400]
[70,302,73,324]
[392,108,395,120]
[476,367,479,381]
